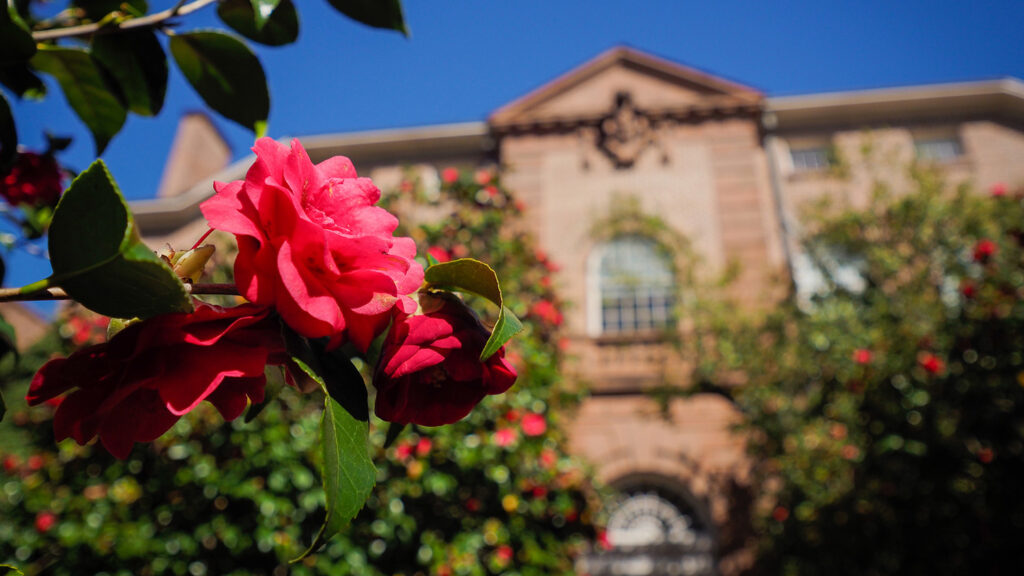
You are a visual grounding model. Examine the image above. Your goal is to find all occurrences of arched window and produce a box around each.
[588,236,675,336]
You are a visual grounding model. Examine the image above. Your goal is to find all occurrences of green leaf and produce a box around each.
[284,333,374,561]
[91,29,167,116]
[0,90,14,172]
[0,1,36,66]
[217,0,298,46]
[169,31,269,135]
[0,63,47,100]
[30,46,126,154]
[45,160,192,318]
[326,0,407,36]
[424,258,524,360]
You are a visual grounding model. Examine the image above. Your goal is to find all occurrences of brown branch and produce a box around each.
[31,0,219,41]
[0,283,239,304]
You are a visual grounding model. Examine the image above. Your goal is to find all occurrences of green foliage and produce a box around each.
[704,172,1024,574]
[0,0,407,154]
[0,168,599,574]
[169,31,269,137]
[44,160,191,319]
[28,46,126,154]
[217,0,299,47]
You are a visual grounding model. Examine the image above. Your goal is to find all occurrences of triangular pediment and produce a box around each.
[490,47,761,127]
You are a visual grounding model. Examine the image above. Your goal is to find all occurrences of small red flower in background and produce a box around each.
[772,506,789,522]
[596,529,613,550]
[35,511,57,533]
[200,138,423,352]
[530,300,563,327]
[504,409,520,422]
[2,455,18,473]
[531,485,548,499]
[27,454,44,471]
[26,303,288,459]
[0,151,64,208]
[990,182,1007,197]
[521,412,547,436]
[494,545,514,563]
[539,448,557,469]
[373,297,517,426]
[961,280,977,299]
[494,428,518,447]
[474,169,492,185]
[852,349,872,365]
[841,444,860,460]
[464,497,480,512]
[978,447,994,463]
[973,239,997,263]
[416,437,432,456]
[426,246,451,263]
[394,442,413,460]
[919,353,945,375]
[441,167,459,184]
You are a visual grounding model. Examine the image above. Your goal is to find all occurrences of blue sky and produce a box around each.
[4,0,1024,302]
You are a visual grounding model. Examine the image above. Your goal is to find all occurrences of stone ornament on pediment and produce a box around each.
[598,92,655,169]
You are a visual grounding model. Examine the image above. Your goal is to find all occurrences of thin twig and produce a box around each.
[0,282,239,304]
[32,0,219,41]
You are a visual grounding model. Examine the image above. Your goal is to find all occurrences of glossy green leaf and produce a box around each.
[45,160,192,318]
[0,63,47,100]
[30,46,126,154]
[0,1,35,66]
[424,258,524,360]
[0,90,15,171]
[293,394,375,560]
[217,0,298,46]
[0,389,5,423]
[169,31,269,135]
[326,0,407,36]
[91,29,167,116]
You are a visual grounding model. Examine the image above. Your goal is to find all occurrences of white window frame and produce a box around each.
[587,237,675,337]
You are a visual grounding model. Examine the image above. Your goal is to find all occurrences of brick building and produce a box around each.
[130,47,1024,575]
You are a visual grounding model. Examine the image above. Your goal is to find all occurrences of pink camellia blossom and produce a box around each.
[0,151,64,208]
[495,545,514,563]
[373,297,517,426]
[539,448,557,469]
[441,167,459,184]
[474,169,492,185]
[521,412,547,436]
[494,427,518,447]
[26,304,288,459]
[990,182,1007,197]
[35,511,57,534]
[427,245,451,263]
[973,239,997,263]
[529,300,563,327]
[852,349,872,365]
[200,138,423,351]
[416,437,432,456]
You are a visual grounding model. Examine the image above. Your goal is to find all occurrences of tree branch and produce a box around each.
[0,283,239,304]
[32,0,219,41]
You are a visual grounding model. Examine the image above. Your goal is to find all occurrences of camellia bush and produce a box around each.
[696,170,1024,575]
[0,1,597,573]
[0,164,600,574]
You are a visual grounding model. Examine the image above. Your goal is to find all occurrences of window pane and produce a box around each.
[791,147,830,172]
[598,237,675,333]
[915,138,963,162]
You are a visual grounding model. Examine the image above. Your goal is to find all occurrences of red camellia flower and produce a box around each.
[772,506,790,522]
[26,304,288,459]
[973,239,997,262]
[990,182,1007,197]
[373,297,517,426]
[852,348,872,365]
[919,353,945,375]
[201,138,423,351]
[35,511,57,533]
[427,245,451,263]
[521,412,547,436]
[416,437,432,456]
[494,427,518,447]
[495,545,514,563]
[0,151,64,208]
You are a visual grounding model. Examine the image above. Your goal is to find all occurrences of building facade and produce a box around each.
[131,48,1024,575]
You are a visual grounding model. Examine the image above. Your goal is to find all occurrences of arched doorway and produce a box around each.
[580,475,717,575]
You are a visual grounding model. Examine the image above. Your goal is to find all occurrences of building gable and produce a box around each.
[490,46,762,129]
